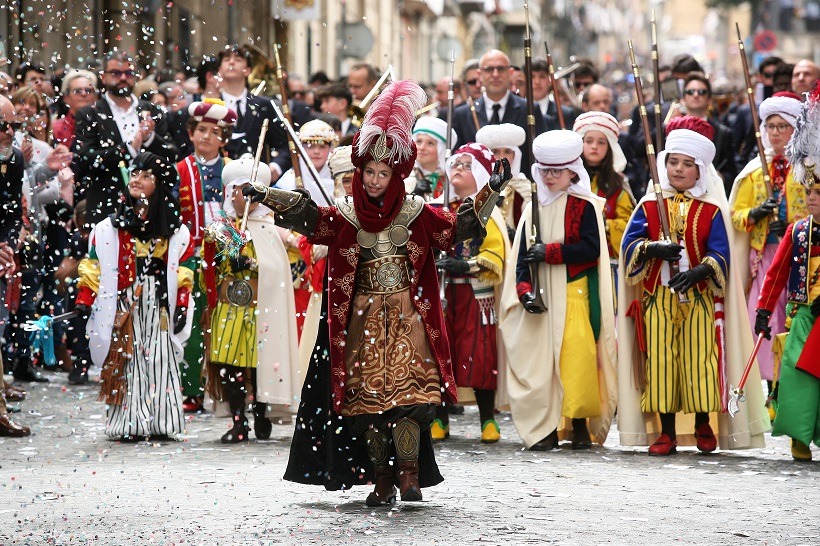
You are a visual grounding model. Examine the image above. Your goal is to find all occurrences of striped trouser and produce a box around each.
[641,286,721,414]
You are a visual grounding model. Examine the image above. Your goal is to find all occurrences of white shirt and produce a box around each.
[535,97,549,117]
[222,89,248,118]
[103,93,154,160]
[484,91,510,122]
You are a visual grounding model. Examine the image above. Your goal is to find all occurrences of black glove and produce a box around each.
[668,263,713,294]
[413,177,432,197]
[811,297,820,318]
[755,308,773,340]
[488,158,512,192]
[74,303,91,321]
[519,291,544,314]
[643,241,684,262]
[242,183,267,204]
[524,243,547,264]
[768,219,787,238]
[436,256,470,275]
[174,306,187,334]
[748,198,778,223]
[230,255,253,272]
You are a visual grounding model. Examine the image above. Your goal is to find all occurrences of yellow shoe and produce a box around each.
[791,439,812,461]
[480,420,500,443]
[430,419,449,441]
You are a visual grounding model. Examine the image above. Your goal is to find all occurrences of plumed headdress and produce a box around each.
[787,82,820,188]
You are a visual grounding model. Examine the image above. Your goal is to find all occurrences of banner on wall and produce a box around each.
[272,0,321,21]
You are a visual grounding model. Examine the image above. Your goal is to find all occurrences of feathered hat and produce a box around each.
[786,82,820,188]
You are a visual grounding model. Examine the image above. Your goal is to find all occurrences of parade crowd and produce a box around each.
[1,40,820,507]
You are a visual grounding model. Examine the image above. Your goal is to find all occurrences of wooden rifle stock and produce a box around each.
[273,44,304,189]
[629,41,688,303]
[544,41,565,130]
[736,23,774,200]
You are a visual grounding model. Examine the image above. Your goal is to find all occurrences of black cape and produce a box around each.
[283,280,444,491]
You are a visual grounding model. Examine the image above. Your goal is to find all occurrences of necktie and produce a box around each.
[490,103,501,125]
[236,100,244,127]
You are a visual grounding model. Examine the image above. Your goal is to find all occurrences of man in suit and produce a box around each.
[451,49,546,173]
[217,44,292,181]
[316,82,358,137]
[531,58,578,130]
[71,51,178,226]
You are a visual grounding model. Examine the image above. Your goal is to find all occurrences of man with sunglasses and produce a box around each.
[451,49,546,176]
[71,51,177,226]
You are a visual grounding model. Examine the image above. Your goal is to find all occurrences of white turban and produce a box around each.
[222,153,273,218]
[759,93,802,152]
[328,145,354,178]
[531,130,593,205]
[572,111,627,173]
[413,116,457,175]
[475,123,525,176]
[444,143,495,201]
[656,129,716,198]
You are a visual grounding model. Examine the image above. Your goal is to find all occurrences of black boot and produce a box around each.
[571,418,592,450]
[221,369,249,443]
[365,427,396,507]
[12,358,49,383]
[253,402,272,440]
[393,417,422,502]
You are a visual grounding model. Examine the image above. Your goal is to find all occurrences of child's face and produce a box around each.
[189,121,224,160]
[540,168,573,193]
[450,155,478,197]
[362,161,392,199]
[233,183,259,216]
[414,134,439,170]
[665,153,700,191]
[491,147,515,169]
[582,130,609,168]
[305,142,332,171]
[807,186,820,217]
[128,169,157,201]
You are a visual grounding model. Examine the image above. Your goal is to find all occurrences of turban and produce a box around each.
[328,145,354,178]
[573,111,627,173]
[298,119,339,144]
[657,128,716,198]
[188,99,237,127]
[475,123,525,176]
[444,142,495,200]
[531,130,593,205]
[413,116,457,175]
[222,153,273,219]
[760,92,802,151]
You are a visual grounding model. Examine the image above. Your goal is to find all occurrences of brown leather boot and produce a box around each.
[393,418,422,502]
[0,412,30,437]
[364,428,396,506]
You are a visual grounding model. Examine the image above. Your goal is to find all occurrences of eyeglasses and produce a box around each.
[574,80,593,90]
[684,88,709,96]
[761,71,775,78]
[105,69,136,79]
[70,87,96,96]
[481,66,510,74]
[0,121,22,132]
[465,79,479,86]
[291,91,306,98]
[540,167,565,178]
[765,123,792,133]
[451,160,473,170]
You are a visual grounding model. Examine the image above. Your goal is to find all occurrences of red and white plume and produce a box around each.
[787,81,820,187]
[355,80,428,165]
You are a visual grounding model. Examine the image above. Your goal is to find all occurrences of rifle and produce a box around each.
[524,2,547,311]
[651,11,664,152]
[439,51,456,312]
[736,23,774,201]
[629,41,688,304]
[273,44,304,190]
[544,41,566,130]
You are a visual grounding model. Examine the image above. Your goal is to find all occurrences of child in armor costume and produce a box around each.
[202,154,300,442]
[274,119,337,340]
[175,99,236,412]
[618,117,769,455]
[730,93,807,397]
[76,152,194,440]
[407,116,456,198]
[500,130,618,452]
[247,81,510,506]
[755,83,820,461]
[432,142,510,443]
[475,123,532,234]
[573,112,636,260]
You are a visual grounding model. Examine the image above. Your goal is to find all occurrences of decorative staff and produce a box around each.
[439,51,456,311]
[544,41,566,130]
[273,44,304,190]
[728,333,765,416]
[651,11,664,152]
[629,40,688,304]
[525,2,547,311]
[736,23,774,201]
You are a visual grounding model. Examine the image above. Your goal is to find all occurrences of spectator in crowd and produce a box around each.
[315,81,358,137]
[347,62,380,105]
[462,59,482,101]
[53,69,98,148]
[791,59,820,99]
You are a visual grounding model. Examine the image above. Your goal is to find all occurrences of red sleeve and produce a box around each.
[757,223,795,312]
[516,282,533,298]
[306,207,341,246]
[424,204,457,252]
[76,285,97,306]
[543,243,563,264]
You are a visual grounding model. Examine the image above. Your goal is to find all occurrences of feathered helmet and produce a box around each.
[786,81,820,189]
[352,80,428,179]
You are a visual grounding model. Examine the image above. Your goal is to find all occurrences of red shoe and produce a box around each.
[695,422,717,453]
[648,434,677,456]
[182,397,203,413]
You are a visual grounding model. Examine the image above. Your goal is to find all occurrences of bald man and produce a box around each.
[792,59,820,98]
[450,49,546,173]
